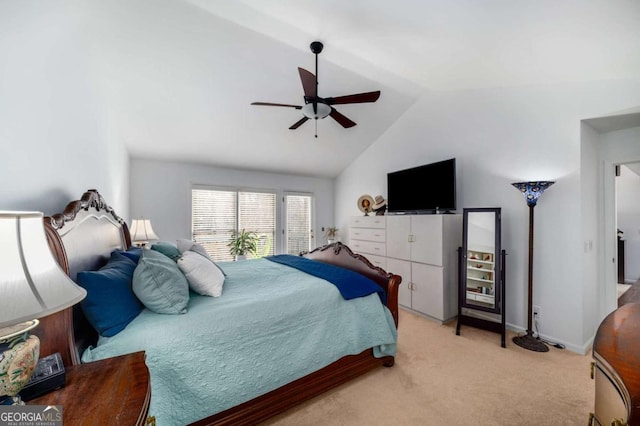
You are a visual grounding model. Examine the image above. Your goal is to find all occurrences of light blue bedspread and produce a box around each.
[82,258,397,425]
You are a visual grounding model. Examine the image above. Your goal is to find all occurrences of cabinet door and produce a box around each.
[386,258,412,309]
[386,216,411,260]
[411,215,443,265]
[411,263,444,319]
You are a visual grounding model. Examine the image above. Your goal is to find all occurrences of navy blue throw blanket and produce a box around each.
[266,254,386,304]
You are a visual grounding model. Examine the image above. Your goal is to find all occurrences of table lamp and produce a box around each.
[130,219,159,247]
[0,212,87,405]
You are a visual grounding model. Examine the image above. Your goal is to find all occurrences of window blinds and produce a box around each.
[192,188,276,261]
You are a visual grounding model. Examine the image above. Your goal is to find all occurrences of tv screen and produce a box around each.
[387,158,456,213]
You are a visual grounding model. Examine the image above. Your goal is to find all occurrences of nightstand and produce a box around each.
[29,351,152,426]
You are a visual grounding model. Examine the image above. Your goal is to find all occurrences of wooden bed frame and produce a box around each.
[37,189,401,425]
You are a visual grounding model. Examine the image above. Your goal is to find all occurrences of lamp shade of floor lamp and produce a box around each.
[511,181,555,352]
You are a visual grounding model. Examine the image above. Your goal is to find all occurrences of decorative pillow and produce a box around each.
[176,239,227,276]
[117,246,143,264]
[178,251,225,297]
[76,251,143,337]
[133,249,189,314]
[150,241,181,261]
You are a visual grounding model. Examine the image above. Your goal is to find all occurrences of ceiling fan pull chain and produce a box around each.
[315,120,318,138]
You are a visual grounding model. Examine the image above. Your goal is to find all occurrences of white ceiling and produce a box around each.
[83,0,640,177]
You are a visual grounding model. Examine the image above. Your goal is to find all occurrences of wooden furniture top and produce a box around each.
[30,351,151,426]
[593,302,640,423]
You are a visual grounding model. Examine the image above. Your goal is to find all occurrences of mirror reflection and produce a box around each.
[465,212,497,310]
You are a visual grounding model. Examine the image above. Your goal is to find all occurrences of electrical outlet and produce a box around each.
[533,305,541,319]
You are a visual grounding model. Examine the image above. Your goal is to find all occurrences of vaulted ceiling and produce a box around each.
[81,0,640,177]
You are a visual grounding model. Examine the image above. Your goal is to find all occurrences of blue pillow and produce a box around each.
[150,242,181,262]
[76,251,144,337]
[117,246,143,264]
[133,249,189,314]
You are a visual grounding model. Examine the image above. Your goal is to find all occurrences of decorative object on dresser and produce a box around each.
[372,195,387,216]
[386,214,462,322]
[590,302,640,425]
[129,218,159,247]
[511,180,554,352]
[38,190,400,425]
[357,194,374,216]
[0,212,87,405]
[456,208,507,347]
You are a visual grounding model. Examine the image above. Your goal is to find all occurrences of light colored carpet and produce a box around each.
[265,309,594,426]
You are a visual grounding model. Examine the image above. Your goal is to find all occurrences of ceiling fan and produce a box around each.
[251,41,381,137]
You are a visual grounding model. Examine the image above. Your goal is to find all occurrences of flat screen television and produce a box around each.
[387,158,456,214]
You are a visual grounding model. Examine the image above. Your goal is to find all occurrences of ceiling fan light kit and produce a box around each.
[251,41,381,137]
[302,103,331,119]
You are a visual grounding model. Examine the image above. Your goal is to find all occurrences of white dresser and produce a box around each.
[349,216,386,270]
[349,214,461,323]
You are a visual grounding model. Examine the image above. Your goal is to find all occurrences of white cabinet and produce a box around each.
[349,216,386,270]
[385,214,461,322]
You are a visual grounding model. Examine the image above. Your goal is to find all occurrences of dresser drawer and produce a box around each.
[362,254,386,270]
[351,240,386,256]
[350,227,385,242]
[349,216,385,229]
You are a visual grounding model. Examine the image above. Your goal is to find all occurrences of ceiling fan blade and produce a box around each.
[329,108,356,128]
[289,116,310,130]
[298,68,317,99]
[325,91,381,105]
[251,102,302,109]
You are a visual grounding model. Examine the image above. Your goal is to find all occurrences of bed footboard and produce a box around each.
[302,242,401,326]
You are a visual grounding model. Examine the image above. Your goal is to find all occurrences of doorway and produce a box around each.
[615,163,640,301]
[584,112,640,325]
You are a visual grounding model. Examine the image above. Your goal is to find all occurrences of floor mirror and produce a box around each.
[456,207,506,347]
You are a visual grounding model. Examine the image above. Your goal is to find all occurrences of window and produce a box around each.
[285,193,313,255]
[192,187,276,261]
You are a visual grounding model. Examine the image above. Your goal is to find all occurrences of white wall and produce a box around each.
[130,158,334,252]
[579,122,601,344]
[617,164,640,283]
[0,1,129,216]
[336,79,640,353]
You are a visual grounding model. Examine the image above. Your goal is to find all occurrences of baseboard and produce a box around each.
[505,322,590,354]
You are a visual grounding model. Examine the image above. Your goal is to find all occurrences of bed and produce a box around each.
[37,189,401,425]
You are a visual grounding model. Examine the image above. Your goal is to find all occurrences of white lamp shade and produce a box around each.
[130,219,159,244]
[0,212,87,329]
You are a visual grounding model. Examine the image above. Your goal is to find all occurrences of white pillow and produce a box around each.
[177,251,225,297]
[176,239,227,276]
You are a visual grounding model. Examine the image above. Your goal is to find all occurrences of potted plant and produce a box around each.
[326,227,338,244]
[227,229,259,260]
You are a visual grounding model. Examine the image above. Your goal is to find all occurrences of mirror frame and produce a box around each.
[461,207,502,314]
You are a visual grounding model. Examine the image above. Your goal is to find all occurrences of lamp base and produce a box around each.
[0,320,40,403]
[512,332,549,352]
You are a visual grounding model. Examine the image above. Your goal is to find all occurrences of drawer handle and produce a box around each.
[590,362,595,380]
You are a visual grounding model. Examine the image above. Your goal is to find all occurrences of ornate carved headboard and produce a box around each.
[39,189,131,365]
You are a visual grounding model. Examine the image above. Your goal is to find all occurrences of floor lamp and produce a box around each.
[512,181,554,352]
